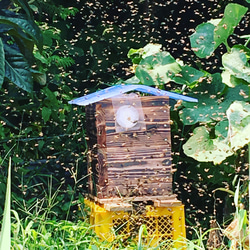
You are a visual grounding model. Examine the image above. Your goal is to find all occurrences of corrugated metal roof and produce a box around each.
[68,84,198,106]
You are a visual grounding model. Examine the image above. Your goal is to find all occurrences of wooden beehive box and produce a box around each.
[69,85,197,200]
[86,94,172,199]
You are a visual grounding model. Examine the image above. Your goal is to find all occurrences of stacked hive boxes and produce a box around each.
[69,85,197,247]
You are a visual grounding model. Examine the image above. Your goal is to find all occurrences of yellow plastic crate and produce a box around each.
[85,199,186,249]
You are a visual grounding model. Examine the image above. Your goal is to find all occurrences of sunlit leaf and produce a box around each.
[169,65,205,86]
[183,126,233,164]
[221,70,245,87]
[190,22,215,58]
[222,47,250,83]
[226,101,250,150]
[135,51,181,86]
[214,4,248,48]
[128,43,162,64]
[141,43,162,58]
[180,75,249,125]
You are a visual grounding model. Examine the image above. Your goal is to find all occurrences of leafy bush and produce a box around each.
[0,0,42,92]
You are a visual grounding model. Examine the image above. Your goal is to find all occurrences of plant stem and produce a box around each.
[244,38,250,47]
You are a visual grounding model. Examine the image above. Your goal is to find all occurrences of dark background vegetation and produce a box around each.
[0,0,249,239]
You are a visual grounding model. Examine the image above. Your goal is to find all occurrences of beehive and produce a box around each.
[69,85,197,200]
[85,94,172,199]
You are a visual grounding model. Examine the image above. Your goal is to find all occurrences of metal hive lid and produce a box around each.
[68,84,198,106]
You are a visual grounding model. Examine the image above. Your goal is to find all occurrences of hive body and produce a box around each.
[85,95,173,199]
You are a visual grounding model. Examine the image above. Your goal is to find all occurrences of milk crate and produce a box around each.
[84,199,186,249]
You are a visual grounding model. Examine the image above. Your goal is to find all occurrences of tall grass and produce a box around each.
[0,158,11,250]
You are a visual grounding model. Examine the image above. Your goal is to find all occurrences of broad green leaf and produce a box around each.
[128,44,162,59]
[190,4,247,58]
[223,72,248,88]
[222,47,250,82]
[226,101,250,150]
[168,65,206,86]
[135,52,181,86]
[208,18,221,26]
[124,75,140,84]
[215,120,229,141]
[139,51,177,69]
[128,44,162,64]
[180,73,225,124]
[42,87,59,107]
[221,70,244,88]
[214,4,248,48]
[180,74,249,125]
[0,14,43,50]
[0,38,4,87]
[42,106,52,123]
[190,22,215,58]
[7,27,35,62]
[4,44,32,92]
[183,126,233,164]
[141,43,162,58]
[135,66,155,85]
[0,158,11,250]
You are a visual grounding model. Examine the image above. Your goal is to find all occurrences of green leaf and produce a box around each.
[135,51,181,86]
[222,47,250,82]
[226,101,250,150]
[4,44,33,92]
[128,44,162,65]
[140,43,162,58]
[0,38,4,87]
[180,73,225,125]
[190,22,215,58]
[42,107,52,123]
[169,65,206,86]
[190,4,247,58]
[180,74,249,125]
[214,4,248,48]
[0,14,43,50]
[215,120,229,141]
[42,87,59,108]
[183,126,233,164]
[221,70,248,87]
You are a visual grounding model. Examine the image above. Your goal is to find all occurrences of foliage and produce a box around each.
[182,3,250,165]
[125,3,250,166]
[0,0,43,92]
[0,0,87,221]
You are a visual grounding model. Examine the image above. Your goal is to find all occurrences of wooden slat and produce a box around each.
[94,181,173,198]
[154,199,182,207]
[89,194,177,204]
